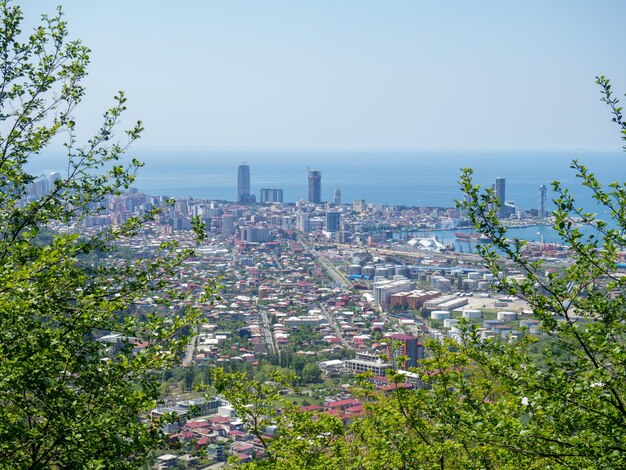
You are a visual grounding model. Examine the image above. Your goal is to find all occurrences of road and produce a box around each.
[297,235,352,289]
[259,308,277,355]
[182,326,198,367]
[319,303,349,347]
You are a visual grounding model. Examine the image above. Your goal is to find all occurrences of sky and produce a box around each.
[19,1,626,151]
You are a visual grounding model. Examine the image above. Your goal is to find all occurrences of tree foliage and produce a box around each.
[0,3,210,468]
[216,77,626,469]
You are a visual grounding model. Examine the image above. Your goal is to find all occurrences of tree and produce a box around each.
[216,77,626,469]
[212,368,347,469]
[449,75,626,468]
[301,363,322,384]
[0,3,211,468]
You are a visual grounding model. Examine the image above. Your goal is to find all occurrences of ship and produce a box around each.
[455,232,490,243]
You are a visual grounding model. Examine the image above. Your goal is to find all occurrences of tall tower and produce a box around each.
[495,177,505,217]
[237,163,251,202]
[308,170,321,204]
[538,184,547,218]
[333,186,341,206]
[326,211,340,232]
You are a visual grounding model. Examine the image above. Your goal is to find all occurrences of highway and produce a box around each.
[259,308,277,355]
[297,235,352,289]
[182,326,198,367]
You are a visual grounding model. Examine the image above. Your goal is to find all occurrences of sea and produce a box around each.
[29,148,626,207]
[27,148,626,247]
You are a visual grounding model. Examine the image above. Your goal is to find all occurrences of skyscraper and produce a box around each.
[237,163,252,202]
[326,211,340,232]
[495,177,505,217]
[260,188,283,203]
[538,184,547,218]
[333,186,341,206]
[308,170,321,204]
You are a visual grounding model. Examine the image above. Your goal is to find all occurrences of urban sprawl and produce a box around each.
[28,164,585,468]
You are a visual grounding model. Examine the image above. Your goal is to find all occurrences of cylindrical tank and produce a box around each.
[462,309,483,319]
[347,265,362,275]
[395,266,408,276]
[519,319,541,334]
[483,319,503,329]
[431,310,451,320]
[362,265,376,277]
[462,279,477,290]
[375,267,389,278]
[497,311,517,322]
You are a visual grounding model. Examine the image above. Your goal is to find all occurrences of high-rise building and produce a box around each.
[241,226,272,243]
[333,186,341,206]
[494,177,506,217]
[221,214,236,236]
[260,188,283,203]
[326,211,341,232]
[386,333,423,368]
[237,164,253,203]
[353,199,366,212]
[308,170,321,204]
[538,184,547,218]
[296,212,311,233]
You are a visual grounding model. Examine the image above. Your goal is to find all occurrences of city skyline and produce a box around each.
[228,162,553,218]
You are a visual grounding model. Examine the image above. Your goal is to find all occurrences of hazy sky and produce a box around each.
[20,1,626,151]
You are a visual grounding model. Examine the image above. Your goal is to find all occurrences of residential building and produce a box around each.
[260,188,283,203]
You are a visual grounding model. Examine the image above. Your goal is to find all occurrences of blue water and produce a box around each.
[407,225,587,253]
[28,149,626,212]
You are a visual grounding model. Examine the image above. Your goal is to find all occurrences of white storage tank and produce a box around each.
[362,266,376,277]
[493,324,512,337]
[480,329,494,340]
[497,311,518,322]
[519,319,541,334]
[462,309,483,319]
[395,266,408,276]
[347,264,362,275]
[431,310,451,320]
[483,319,503,329]
[375,267,389,278]
[450,325,462,334]
[443,318,459,328]
[462,279,477,290]
[430,331,444,340]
